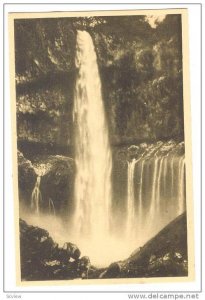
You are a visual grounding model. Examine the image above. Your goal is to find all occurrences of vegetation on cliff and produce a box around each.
[15,14,184,149]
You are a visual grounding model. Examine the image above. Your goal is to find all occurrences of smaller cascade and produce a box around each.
[31,176,42,215]
[149,154,160,220]
[124,140,186,244]
[163,153,169,193]
[138,160,145,231]
[178,156,186,215]
[156,156,164,212]
[126,159,137,238]
[147,142,163,221]
[170,155,175,196]
[48,198,56,216]
[31,163,50,216]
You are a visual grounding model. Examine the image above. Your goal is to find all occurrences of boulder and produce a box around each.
[18,151,36,201]
[99,262,122,279]
[62,242,81,261]
[78,256,91,279]
[19,218,87,281]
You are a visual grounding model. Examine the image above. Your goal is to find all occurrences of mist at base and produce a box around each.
[20,205,174,268]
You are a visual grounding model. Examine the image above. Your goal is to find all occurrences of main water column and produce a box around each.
[73,30,112,241]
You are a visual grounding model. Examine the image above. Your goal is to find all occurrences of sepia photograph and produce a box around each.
[9,9,194,285]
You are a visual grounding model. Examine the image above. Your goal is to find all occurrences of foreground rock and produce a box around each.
[20,219,91,281]
[20,213,188,281]
[99,213,188,279]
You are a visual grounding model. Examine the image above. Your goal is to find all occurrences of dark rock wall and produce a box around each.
[19,219,92,281]
[15,15,184,151]
[18,150,36,202]
[18,153,75,218]
[39,156,75,217]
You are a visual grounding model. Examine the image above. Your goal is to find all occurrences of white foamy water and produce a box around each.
[126,158,140,238]
[72,31,113,261]
[125,142,186,244]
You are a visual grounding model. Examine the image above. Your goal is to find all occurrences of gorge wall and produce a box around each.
[15,15,184,156]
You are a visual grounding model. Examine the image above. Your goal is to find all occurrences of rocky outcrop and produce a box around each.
[35,155,75,217]
[20,219,92,281]
[17,80,74,149]
[18,152,75,217]
[99,213,188,278]
[18,151,36,201]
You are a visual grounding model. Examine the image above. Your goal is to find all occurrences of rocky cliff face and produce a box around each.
[37,155,75,217]
[18,150,36,202]
[15,15,184,152]
[18,152,75,218]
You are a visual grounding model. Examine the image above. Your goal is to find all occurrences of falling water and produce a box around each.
[149,155,160,219]
[126,159,137,238]
[125,141,186,242]
[178,156,185,214]
[171,156,175,193]
[138,159,145,231]
[72,31,112,242]
[30,164,52,216]
[163,154,169,192]
[31,176,42,215]
[48,198,56,216]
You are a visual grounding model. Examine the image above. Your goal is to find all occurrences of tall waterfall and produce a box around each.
[125,141,186,242]
[72,31,112,241]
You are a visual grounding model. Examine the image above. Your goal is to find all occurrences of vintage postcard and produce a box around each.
[9,9,194,285]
